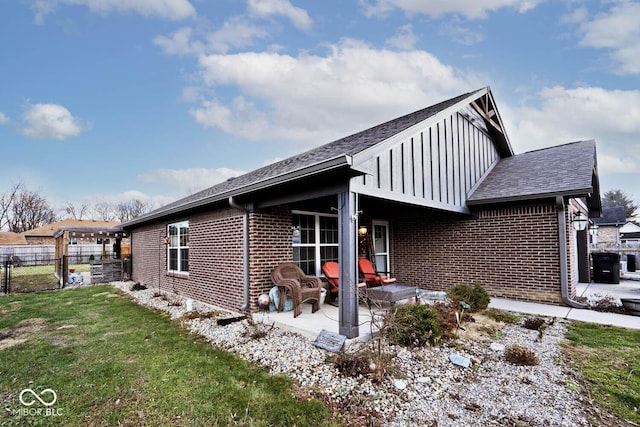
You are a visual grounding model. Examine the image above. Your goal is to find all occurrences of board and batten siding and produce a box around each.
[351,111,499,213]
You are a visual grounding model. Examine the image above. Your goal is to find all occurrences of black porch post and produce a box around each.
[338,191,359,338]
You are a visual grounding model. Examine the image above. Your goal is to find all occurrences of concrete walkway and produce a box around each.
[490,277,640,331]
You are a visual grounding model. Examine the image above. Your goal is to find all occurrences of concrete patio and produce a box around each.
[255,277,640,342]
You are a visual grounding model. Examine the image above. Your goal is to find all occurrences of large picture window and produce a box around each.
[168,220,189,273]
[292,212,338,276]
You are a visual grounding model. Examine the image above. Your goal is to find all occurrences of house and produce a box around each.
[121,87,601,338]
[620,221,640,246]
[591,206,626,245]
[0,232,27,246]
[22,219,121,245]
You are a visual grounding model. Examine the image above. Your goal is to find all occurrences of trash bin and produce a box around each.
[591,252,620,284]
[627,254,637,272]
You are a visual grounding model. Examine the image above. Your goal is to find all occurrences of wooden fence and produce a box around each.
[90,259,123,283]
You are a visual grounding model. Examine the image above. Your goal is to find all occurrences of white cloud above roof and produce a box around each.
[31,0,196,24]
[248,0,313,31]
[360,0,544,19]
[138,167,246,196]
[576,1,640,75]
[190,39,481,145]
[0,112,9,125]
[505,85,640,175]
[20,103,87,140]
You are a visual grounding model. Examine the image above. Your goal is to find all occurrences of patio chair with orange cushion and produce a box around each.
[270,262,321,318]
[358,258,397,287]
[321,261,367,299]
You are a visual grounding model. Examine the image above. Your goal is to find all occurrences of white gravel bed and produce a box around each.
[112,282,591,426]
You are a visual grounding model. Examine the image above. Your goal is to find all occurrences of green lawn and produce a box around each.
[0,286,333,426]
[4,263,90,293]
[564,322,640,424]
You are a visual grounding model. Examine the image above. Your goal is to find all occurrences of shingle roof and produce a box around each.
[124,89,481,227]
[592,206,626,225]
[467,140,598,205]
[0,232,28,245]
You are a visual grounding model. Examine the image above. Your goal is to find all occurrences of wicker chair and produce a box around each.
[270,263,321,318]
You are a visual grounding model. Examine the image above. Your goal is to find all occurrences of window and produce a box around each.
[372,220,390,273]
[292,212,338,276]
[168,221,189,273]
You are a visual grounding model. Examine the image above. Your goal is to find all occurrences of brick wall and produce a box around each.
[391,203,568,305]
[130,206,294,313]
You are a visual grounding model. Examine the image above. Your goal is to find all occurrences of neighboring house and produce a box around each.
[122,87,601,338]
[591,206,626,245]
[0,232,27,245]
[22,219,120,245]
[620,221,640,246]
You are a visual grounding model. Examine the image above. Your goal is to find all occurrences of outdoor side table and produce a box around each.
[364,284,417,307]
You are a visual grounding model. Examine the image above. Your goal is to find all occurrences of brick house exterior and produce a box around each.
[122,87,601,338]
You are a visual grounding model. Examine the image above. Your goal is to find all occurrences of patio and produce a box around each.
[256,276,640,342]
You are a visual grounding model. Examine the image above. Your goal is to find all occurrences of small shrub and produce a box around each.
[331,351,373,377]
[387,304,441,347]
[89,254,95,261]
[505,344,539,366]
[448,283,490,312]
[523,317,546,331]
[482,308,521,324]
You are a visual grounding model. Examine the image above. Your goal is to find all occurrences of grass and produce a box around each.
[3,263,90,293]
[563,322,640,424]
[0,286,333,426]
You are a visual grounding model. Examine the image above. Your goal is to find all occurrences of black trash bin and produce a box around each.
[627,254,637,273]
[592,252,620,284]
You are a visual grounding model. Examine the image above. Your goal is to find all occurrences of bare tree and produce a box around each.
[0,182,23,231]
[8,190,57,232]
[64,202,89,220]
[91,201,116,221]
[114,199,151,222]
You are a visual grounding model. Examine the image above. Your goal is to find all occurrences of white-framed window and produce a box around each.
[168,220,189,273]
[372,220,390,273]
[292,211,338,276]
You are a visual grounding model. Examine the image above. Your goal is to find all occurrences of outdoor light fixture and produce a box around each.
[589,222,599,236]
[572,211,588,231]
[358,225,368,236]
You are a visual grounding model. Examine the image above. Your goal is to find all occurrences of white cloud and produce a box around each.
[439,18,484,45]
[138,167,246,195]
[360,0,544,20]
[0,112,9,125]
[20,103,87,140]
[32,0,196,24]
[505,85,640,176]
[190,39,482,146]
[576,2,640,75]
[248,0,312,31]
[205,17,270,54]
[153,27,204,56]
[385,24,417,50]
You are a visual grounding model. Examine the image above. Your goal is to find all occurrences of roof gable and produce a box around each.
[125,88,505,227]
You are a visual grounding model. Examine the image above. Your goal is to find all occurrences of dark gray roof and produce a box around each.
[467,140,599,206]
[592,206,626,225]
[123,89,481,228]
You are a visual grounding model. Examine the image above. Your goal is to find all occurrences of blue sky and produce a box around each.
[1,0,639,218]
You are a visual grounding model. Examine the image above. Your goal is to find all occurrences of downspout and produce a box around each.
[556,196,587,309]
[229,196,250,312]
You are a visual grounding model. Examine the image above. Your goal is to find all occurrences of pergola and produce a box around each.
[53,226,128,286]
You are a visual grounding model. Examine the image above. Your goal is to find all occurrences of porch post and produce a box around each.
[338,191,359,338]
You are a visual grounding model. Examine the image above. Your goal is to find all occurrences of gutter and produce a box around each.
[556,196,587,309]
[229,196,250,312]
